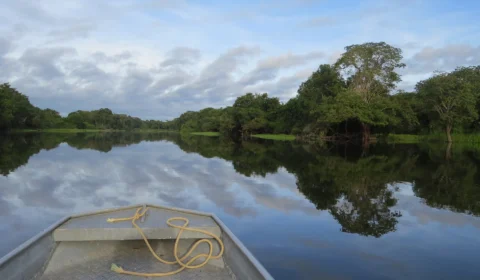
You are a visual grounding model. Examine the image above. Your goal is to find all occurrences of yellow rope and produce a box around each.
[106,207,224,277]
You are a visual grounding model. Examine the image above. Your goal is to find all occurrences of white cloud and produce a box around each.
[160,47,201,68]
[301,16,336,27]
[47,23,96,42]
[239,51,324,86]
[406,44,480,74]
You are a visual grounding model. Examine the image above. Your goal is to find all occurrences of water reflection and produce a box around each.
[1,132,480,279]
[3,133,478,219]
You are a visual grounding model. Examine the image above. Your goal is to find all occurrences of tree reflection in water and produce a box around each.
[1,132,479,237]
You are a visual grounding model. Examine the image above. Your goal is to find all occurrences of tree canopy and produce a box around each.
[416,70,478,142]
[165,42,479,144]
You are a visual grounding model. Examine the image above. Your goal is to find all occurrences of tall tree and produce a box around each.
[292,64,346,135]
[450,66,480,131]
[232,93,280,135]
[389,92,420,134]
[298,64,345,106]
[416,72,478,142]
[0,83,37,130]
[331,42,406,143]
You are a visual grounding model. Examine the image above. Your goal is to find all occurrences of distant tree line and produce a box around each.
[2,42,480,142]
[0,83,177,131]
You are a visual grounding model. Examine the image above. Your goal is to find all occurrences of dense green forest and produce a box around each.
[2,42,480,142]
[2,132,479,237]
[172,43,480,143]
[0,83,176,131]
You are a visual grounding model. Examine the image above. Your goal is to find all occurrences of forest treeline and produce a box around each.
[1,42,480,142]
[2,132,479,237]
[0,83,176,131]
[173,42,480,143]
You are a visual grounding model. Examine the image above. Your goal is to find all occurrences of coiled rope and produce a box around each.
[107,207,224,277]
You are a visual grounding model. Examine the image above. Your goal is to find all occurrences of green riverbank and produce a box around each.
[10,129,177,133]
[386,133,480,144]
[189,132,296,140]
[190,132,221,136]
[252,134,296,141]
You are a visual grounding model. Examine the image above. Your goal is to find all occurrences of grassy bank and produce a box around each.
[252,134,296,141]
[386,134,422,143]
[386,133,480,144]
[12,128,115,133]
[190,132,221,136]
[133,129,178,133]
[11,128,177,133]
[450,134,480,143]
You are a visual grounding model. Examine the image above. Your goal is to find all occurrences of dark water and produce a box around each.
[1,132,480,279]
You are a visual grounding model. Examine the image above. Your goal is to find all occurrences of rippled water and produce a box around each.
[1,132,479,279]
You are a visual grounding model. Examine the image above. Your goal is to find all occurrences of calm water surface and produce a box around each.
[1,132,479,279]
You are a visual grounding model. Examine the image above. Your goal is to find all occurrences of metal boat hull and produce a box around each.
[0,204,273,280]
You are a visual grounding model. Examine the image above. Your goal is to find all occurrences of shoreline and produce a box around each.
[8,129,178,133]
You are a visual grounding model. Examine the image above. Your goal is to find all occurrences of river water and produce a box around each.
[1,132,479,279]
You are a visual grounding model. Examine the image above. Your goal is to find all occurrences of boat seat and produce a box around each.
[53,207,221,242]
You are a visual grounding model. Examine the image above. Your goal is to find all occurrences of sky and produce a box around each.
[1,0,479,120]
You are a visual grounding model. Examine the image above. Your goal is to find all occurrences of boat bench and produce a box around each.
[53,206,221,241]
